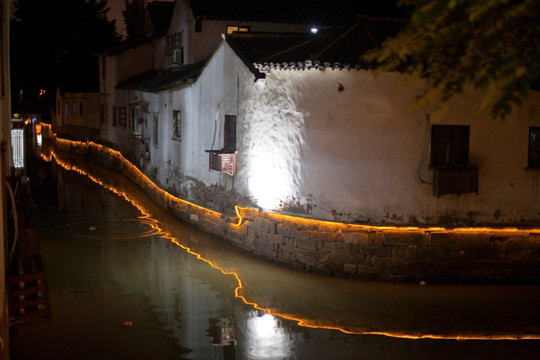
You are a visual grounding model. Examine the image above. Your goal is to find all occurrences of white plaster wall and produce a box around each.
[258,68,540,225]
[181,44,244,185]
[144,42,252,195]
[100,29,540,226]
[117,42,154,82]
[99,54,118,144]
[62,93,100,129]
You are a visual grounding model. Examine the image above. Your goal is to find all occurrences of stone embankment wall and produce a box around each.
[47,130,540,283]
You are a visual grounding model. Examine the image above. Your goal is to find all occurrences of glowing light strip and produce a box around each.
[42,124,540,235]
[233,206,540,234]
[51,135,221,217]
[42,145,540,341]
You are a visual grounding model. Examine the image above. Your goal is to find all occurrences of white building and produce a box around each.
[98,0,540,227]
[55,88,101,141]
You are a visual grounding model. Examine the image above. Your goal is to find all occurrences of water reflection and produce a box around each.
[10,143,540,359]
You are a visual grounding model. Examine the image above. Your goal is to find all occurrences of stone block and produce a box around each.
[343,231,370,246]
[371,231,384,246]
[297,230,312,241]
[323,241,351,252]
[455,233,490,248]
[344,263,358,274]
[392,246,409,260]
[359,246,392,257]
[259,247,278,259]
[372,256,403,268]
[278,243,294,255]
[507,249,533,260]
[489,231,529,238]
[276,250,292,260]
[460,247,501,261]
[417,247,460,264]
[382,230,426,246]
[326,252,365,265]
[313,231,337,243]
[430,232,457,247]
[318,223,341,233]
[251,217,272,233]
[357,264,383,276]
[507,238,532,250]
[283,236,296,247]
[295,253,317,267]
[296,238,318,251]
[266,233,281,245]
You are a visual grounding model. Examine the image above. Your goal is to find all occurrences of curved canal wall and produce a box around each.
[45,129,540,283]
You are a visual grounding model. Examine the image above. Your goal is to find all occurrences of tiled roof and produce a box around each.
[116,62,205,92]
[226,32,312,75]
[188,0,407,25]
[254,16,407,72]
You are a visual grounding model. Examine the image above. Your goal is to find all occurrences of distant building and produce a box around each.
[55,87,100,142]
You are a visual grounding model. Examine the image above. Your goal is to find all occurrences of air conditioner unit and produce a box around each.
[433,165,478,197]
[205,150,236,176]
[172,49,183,64]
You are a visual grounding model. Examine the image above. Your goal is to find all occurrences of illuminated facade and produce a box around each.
[94,1,540,228]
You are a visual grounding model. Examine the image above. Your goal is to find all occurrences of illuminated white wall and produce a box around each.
[100,31,540,226]
[257,68,540,225]
[239,72,307,209]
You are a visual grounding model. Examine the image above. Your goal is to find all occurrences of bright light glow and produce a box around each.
[253,313,275,338]
[310,28,318,34]
[246,312,294,359]
[11,128,24,168]
[36,134,42,146]
[240,72,307,210]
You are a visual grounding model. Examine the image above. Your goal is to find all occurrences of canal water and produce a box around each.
[8,138,540,359]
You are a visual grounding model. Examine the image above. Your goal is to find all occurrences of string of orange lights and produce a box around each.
[38,127,540,341]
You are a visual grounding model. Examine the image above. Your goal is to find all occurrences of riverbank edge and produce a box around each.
[44,127,540,283]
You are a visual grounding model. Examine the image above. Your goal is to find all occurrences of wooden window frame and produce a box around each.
[118,106,127,127]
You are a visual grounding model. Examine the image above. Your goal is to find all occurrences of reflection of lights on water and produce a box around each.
[40,130,540,341]
[246,312,294,359]
[252,313,275,338]
[65,218,162,240]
